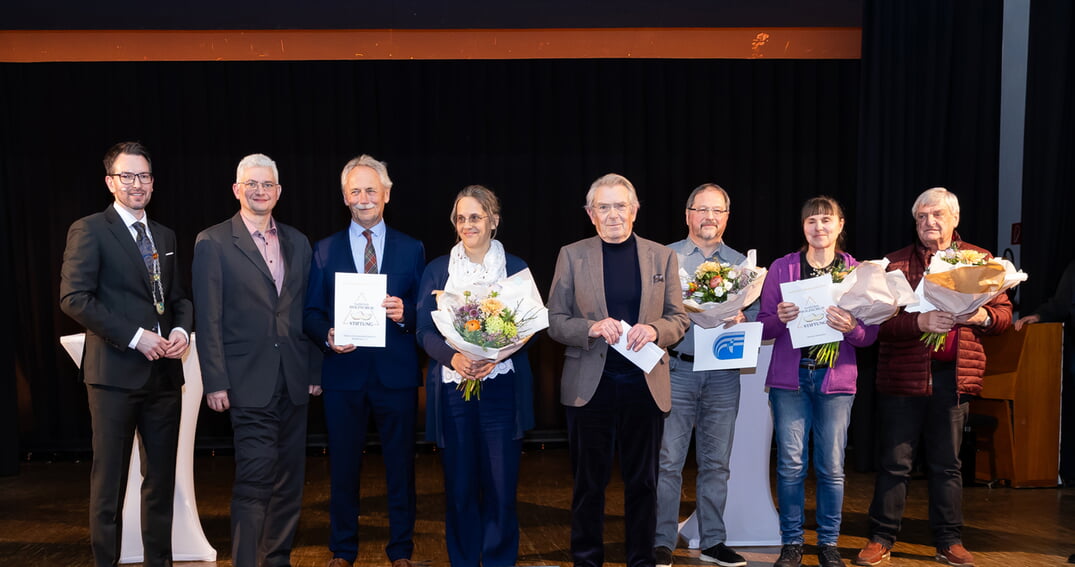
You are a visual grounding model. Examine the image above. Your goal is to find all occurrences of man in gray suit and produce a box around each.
[548,173,689,567]
[60,141,193,567]
[193,153,322,567]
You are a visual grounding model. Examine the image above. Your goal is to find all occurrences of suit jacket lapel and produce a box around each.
[636,238,657,323]
[105,206,152,295]
[230,214,275,286]
[584,237,608,319]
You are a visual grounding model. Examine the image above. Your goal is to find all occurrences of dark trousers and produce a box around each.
[86,363,180,567]
[228,381,309,567]
[440,373,521,567]
[566,374,664,567]
[868,363,968,549]
[324,383,416,562]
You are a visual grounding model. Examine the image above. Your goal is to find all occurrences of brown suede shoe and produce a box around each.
[854,541,891,566]
[936,544,974,566]
[327,559,352,567]
[392,559,415,567]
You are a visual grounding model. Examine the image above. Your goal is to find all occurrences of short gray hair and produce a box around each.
[912,187,960,218]
[235,153,279,184]
[340,154,393,190]
[585,173,640,209]
[686,183,730,210]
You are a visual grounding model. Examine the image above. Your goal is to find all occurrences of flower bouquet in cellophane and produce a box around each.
[680,251,767,328]
[907,245,1027,351]
[431,268,549,400]
[810,258,918,367]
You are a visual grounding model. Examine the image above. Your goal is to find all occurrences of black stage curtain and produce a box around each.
[2,58,860,452]
[1023,0,1075,482]
[1022,0,1075,311]
[851,0,1003,472]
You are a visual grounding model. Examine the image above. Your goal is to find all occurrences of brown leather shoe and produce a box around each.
[854,541,891,566]
[327,559,352,567]
[392,559,415,567]
[936,544,974,566]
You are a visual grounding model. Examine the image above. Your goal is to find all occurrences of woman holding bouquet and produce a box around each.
[416,185,535,567]
[757,196,878,567]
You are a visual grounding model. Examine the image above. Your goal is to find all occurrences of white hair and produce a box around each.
[340,154,393,190]
[235,153,279,184]
[912,187,960,218]
[585,173,640,209]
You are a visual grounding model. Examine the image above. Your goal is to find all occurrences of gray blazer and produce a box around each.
[547,235,689,412]
[192,213,320,408]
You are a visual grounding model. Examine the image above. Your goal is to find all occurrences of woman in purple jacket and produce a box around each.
[758,196,878,567]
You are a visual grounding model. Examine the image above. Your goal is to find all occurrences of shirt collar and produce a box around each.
[350,218,386,239]
[113,202,148,229]
[240,213,276,237]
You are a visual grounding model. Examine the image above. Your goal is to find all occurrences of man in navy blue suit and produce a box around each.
[304,155,426,567]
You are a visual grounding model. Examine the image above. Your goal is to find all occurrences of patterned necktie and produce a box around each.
[132,222,155,274]
[132,222,165,315]
[363,229,377,274]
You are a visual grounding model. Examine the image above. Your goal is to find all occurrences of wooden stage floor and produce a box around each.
[1,446,1073,566]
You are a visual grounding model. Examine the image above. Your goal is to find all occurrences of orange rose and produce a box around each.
[465,319,481,332]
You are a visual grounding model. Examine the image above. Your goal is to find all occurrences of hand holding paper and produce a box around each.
[609,320,665,373]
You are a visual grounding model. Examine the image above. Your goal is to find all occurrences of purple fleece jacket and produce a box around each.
[758,251,879,394]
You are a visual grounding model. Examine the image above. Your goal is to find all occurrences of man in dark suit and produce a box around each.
[304,154,425,567]
[193,153,321,567]
[548,173,689,567]
[60,141,193,567]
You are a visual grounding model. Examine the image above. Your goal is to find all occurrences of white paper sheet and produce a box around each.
[780,275,843,349]
[609,320,666,373]
[691,322,763,371]
[334,273,387,347]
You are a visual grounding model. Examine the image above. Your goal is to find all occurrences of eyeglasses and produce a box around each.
[454,214,487,225]
[239,180,279,191]
[109,172,154,185]
[590,203,631,215]
[687,207,729,216]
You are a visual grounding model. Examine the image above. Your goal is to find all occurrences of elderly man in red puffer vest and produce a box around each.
[855,187,1012,567]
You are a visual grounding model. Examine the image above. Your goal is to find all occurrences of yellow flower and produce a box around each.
[696,261,722,277]
[958,250,987,265]
[479,298,505,317]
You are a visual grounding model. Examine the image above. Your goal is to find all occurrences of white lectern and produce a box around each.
[60,333,217,563]
[678,342,781,547]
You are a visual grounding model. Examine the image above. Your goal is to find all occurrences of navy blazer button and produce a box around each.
[274,343,279,348]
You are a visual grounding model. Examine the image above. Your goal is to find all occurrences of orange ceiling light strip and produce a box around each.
[0,28,860,62]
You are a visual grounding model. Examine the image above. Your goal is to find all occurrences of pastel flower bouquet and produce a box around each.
[431,268,549,400]
[680,252,767,328]
[809,258,917,367]
[907,244,1027,351]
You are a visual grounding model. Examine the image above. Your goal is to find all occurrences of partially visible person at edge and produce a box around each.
[758,196,878,567]
[855,187,1012,567]
[548,173,689,567]
[1014,259,1075,565]
[303,155,425,567]
[655,183,756,567]
[416,185,536,567]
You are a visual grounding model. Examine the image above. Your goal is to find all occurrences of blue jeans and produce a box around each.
[769,365,854,546]
[655,358,739,549]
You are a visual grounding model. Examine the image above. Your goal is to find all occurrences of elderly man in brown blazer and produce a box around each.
[548,173,689,567]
